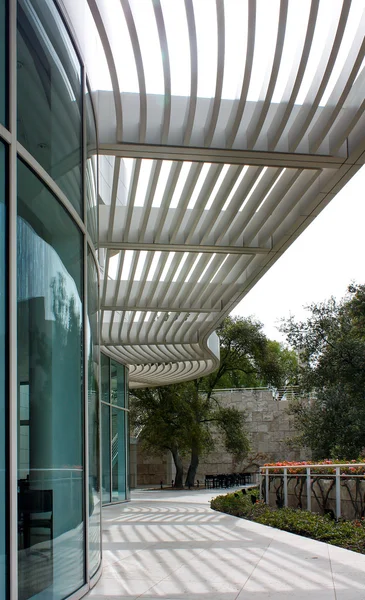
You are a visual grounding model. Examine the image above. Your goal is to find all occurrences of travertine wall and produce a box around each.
[132,389,310,487]
[185,389,310,483]
[135,440,173,486]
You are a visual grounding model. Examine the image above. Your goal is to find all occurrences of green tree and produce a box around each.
[130,384,192,487]
[280,283,365,459]
[131,315,295,486]
[183,380,250,487]
[130,380,250,488]
[204,316,296,394]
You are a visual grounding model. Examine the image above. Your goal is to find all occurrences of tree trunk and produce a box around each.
[170,444,184,488]
[185,444,199,488]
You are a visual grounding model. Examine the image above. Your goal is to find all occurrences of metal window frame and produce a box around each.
[8,1,17,598]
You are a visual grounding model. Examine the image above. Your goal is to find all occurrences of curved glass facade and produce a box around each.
[17,159,84,599]
[87,251,101,577]
[17,0,82,214]
[86,89,98,246]
[0,0,6,125]
[0,140,7,599]
[0,1,129,599]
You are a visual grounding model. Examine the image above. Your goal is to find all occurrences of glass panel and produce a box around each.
[17,159,84,600]
[0,0,6,125]
[111,408,118,501]
[17,0,82,214]
[124,368,129,500]
[119,410,127,500]
[0,141,7,597]
[110,361,117,405]
[112,408,126,502]
[118,364,125,408]
[87,251,100,576]
[86,89,98,245]
[101,403,111,504]
[125,368,129,410]
[111,360,125,407]
[101,352,110,404]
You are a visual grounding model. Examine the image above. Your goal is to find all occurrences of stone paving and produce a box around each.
[88,488,365,600]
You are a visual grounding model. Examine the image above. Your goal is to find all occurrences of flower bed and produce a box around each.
[210,489,365,553]
[263,459,365,476]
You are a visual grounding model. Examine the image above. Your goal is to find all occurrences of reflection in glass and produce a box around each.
[111,408,118,502]
[112,409,126,502]
[0,0,6,125]
[125,368,129,411]
[87,252,100,577]
[0,141,7,597]
[111,360,125,407]
[101,403,111,504]
[17,160,84,600]
[102,355,128,504]
[111,360,117,405]
[101,352,110,405]
[86,89,98,245]
[17,0,82,214]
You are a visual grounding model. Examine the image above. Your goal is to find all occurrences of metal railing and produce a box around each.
[259,463,365,519]
[211,385,301,401]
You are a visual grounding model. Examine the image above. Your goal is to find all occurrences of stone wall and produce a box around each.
[183,389,310,483]
[132,389,310,487]
[135,441,173,486]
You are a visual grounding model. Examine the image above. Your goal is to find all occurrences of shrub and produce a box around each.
[210,490,365,553]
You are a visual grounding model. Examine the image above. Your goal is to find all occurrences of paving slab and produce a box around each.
[87,488,365,600]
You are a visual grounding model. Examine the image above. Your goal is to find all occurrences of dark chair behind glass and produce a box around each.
[18,488,53,557]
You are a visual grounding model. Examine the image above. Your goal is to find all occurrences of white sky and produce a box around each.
[232,165,365,343]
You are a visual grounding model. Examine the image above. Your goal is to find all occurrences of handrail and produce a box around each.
[259,462,365,518]
[261,462,365,469]
[212,386,273,391]
[211,385,302,400]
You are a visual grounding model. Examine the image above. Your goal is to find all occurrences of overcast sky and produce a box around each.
[232,165,365,343]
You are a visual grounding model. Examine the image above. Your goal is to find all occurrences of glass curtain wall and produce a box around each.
[0,140,7,600]
[0,0,7,125]
[101,354,111,504]
[86,89,98,246]
[17,0,82,214]
[15,0,101,598]
[87,251,100,577]
[1,2,8,597]
[17,160,84,600]
[101,355,129,504]
[0,0,104,597]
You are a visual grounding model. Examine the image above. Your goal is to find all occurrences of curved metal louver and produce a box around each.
[63,0,365,387]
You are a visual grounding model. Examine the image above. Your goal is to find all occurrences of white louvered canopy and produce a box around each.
[62,0,365,387]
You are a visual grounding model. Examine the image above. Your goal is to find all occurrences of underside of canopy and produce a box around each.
[61,0,365,387]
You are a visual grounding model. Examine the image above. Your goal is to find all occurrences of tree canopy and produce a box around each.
[281,283,365,459]
[202,315,297,393]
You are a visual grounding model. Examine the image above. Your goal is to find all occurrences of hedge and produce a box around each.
[210,489,365,553]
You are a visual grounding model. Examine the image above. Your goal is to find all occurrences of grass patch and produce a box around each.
[211,489,365,553]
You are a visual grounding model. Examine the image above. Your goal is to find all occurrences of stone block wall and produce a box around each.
[183,389,310,483]
[135,441,173,486]
[132,389,310,487]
